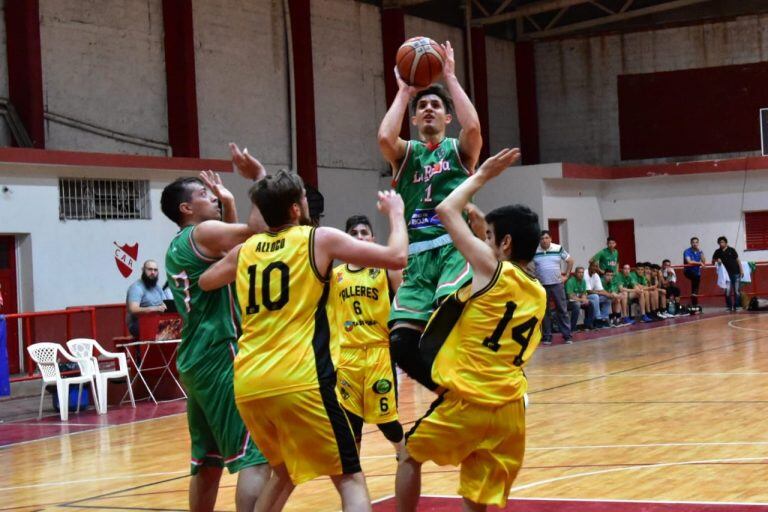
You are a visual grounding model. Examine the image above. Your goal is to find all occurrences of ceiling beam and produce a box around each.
[381,0,433,7]
[475,0,591,25]
[525,0,713,39]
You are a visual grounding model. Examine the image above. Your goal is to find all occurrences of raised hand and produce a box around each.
[442,41,455,78]
[229,142,266,181]
[200,170,234,204]
[394,66,424,97]
[377,190,405,217]
[476,148,522,181]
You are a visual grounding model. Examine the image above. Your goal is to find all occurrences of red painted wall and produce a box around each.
[618,62,768,160]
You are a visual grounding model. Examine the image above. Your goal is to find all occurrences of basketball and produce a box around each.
[396,37,446,87]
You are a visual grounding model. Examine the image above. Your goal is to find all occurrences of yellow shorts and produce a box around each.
[406,391,525,507]
[236,383,361,485]
[336,345,398,424]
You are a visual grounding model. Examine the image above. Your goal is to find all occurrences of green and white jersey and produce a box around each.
[165,226,241,373]
[392,137,472,252]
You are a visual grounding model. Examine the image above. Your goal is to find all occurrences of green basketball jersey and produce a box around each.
[392,137,472,248]
[165,226,241,373]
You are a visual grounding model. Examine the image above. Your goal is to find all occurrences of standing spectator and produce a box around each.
[586,261,611,328]
[533,231,573,345]
[712,236,743,312]
[590,237,619,275]
[126,259,167,338]
[683,237,706,306]
[565,267,595,331]
[601,269,627,326]
[660,259,681,309]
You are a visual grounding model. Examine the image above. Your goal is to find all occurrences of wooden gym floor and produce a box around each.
[3,311,768,511]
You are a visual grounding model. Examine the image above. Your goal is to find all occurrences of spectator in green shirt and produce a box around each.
[590,237,619,275]
[618,264,652,323]
[565,267,595,331]
[600,268,627,326]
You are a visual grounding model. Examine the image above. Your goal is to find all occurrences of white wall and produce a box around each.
[0,163,203,311]
[535,13,768,165]
[193,0,291,164]
[39,0,168,155]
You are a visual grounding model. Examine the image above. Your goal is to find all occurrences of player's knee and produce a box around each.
[378,420,404,444]
[390,328,438,391]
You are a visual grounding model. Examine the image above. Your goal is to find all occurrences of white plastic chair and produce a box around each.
[26,342,100,421]
[67,338,135,414]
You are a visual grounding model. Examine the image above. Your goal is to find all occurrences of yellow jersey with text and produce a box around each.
[234,225,333,401]
[329,264,390,349]
[429,261,546,406]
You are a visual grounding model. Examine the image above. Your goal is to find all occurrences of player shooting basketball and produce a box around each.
[377,40,482,391]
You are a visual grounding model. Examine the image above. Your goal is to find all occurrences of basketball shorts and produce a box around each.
[237,382,361,485]
[179,341,267,475]
[336,345,398,424]
[406,391,526,507]
[390,243,472,324]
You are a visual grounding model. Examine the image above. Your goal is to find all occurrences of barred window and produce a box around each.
[59,178,151,220]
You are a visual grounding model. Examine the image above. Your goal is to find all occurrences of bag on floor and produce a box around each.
[748,297,768,311]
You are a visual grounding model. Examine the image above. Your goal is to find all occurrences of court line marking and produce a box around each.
[527,372,768,377]
[729,317,768,332]
[0,411,187,449]
[508,456,768,493]
[0,471,187,492]
[419,494,768,506]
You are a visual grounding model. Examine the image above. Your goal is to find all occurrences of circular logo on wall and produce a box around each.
[372,379,392,394]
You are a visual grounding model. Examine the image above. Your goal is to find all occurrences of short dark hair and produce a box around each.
[575,266,585,272]
[717,236,728,244]
[651,264,661,270]
[410,84,454,115]
[662,259,671,265]
[345,215,373,234]
[605,268,614,274]
[161,177,203,226]
[249,170,304,228]
[607,237,616,243]
[690,237,699,243]
[484,204,540,264]
[540,230,550,237]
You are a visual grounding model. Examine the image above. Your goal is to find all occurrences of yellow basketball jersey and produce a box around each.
[234,225,333,401]
[328,264,390,349]
[430,261,546,406]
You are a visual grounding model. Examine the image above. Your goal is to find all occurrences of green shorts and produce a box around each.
[390,243,472,324]
[180,341,267,475]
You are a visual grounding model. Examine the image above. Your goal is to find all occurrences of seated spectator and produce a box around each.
[601,269,627,326]
[660,259,681,308]
[126,259,167,338]
[646,263,670,319]
[617,264,651,323]
[565,266,595,331]
[586,262,612,328]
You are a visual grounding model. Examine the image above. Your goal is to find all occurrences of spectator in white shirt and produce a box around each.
[660,259,680,304]
[533,231,574,345]
[586,261,612,328]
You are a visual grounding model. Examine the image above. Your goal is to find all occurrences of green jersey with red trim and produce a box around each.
[165,226,241,373]
[392,137,471,247]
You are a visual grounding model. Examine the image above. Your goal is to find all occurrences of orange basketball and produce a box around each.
[396,37,446,88]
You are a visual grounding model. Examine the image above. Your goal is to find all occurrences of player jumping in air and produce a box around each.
[395,148,546,511]
[378,40,482,391]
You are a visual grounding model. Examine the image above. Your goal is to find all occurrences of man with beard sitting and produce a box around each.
[126,259,168,339]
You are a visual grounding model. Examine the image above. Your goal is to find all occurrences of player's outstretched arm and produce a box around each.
[378,69,415,171]
[441,41,482,172]
[436,148,521,290]
[230,142,267,182]
[200,170,237,224]
[199,244,242,291]
[315,191,408,272]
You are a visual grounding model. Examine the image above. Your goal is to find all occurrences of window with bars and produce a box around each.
[745,211,768,251]
[59,178,151,220]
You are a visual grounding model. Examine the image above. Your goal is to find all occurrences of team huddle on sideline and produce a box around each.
[160,41,546,512]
